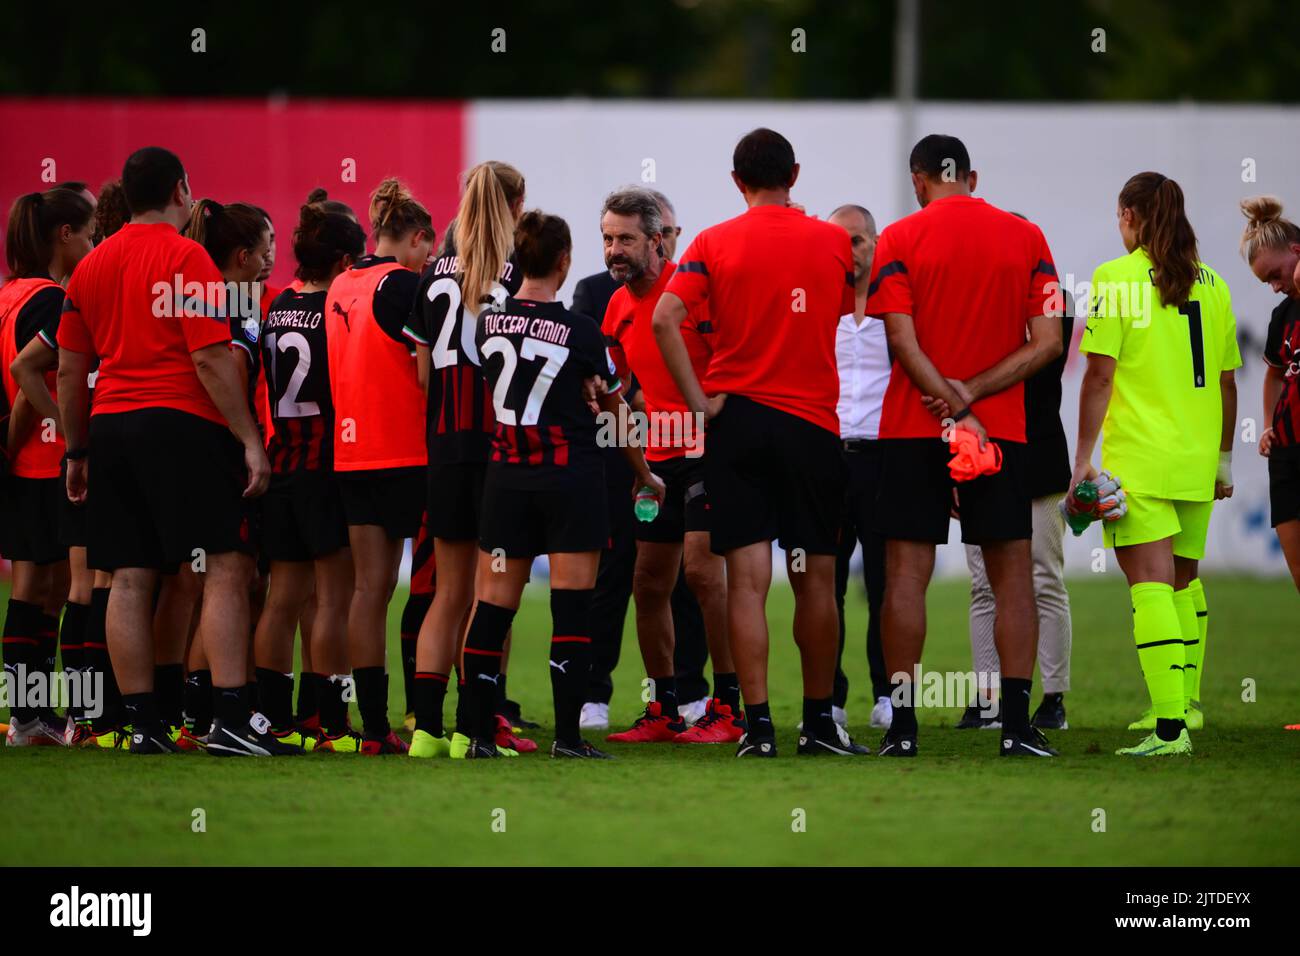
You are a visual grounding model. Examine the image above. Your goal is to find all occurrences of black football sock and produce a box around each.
[398,593,431,710]
[37,612,59,721]
[549,589,594,746]
[184,669,213,735]
[214,685,248,725]
[1156,717,1186,742]
[154,663,185,729]
[86,587,120,730]
[400,636,418,713]
[1001,677,1033,737]
[255,667,294,729]
[803,695,837,739]
[453,665,471,736]
[463,602,516,741]
[122,692,162,734]
[320,674,352,735]
[713,671,741,714]
[746,700,775,740]
[889,670,918,736]
[352,667,390,739]
[649,674,677,717]
[295,671,322,725]
[496,672,509,712]
[413,671,449,737]
[2,599,41,723]
[60,602,90,722]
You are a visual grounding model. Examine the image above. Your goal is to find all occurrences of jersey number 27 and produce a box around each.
[480,335,569,426]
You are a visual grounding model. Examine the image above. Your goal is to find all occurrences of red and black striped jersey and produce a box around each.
[405,252,520,464]
[410,513,437,596]
[475,297,621,489]
[1265,294,1300,458]
[261,288,334,473]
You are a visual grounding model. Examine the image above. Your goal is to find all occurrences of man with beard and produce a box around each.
[598,186,744,744]
[573,192,711,731]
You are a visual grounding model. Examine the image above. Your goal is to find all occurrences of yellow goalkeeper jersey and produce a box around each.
[1081,247,1241,501]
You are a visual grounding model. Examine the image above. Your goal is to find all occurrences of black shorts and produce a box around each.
[637,454,710,543]
[87,409,253,572]
[337,466,424,540]
[876,438,1032,544]
[0,475,64,565]
[705,396,846,556]
[426,461,486,541]
[1269,452,1300,528]
[59,472,88,551]
[479,471,609,559]
[261,469,349,562]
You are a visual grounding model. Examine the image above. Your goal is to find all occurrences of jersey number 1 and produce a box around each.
[1178,301,1206,388]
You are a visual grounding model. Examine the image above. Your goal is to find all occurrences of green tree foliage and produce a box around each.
[0,1,1294,101]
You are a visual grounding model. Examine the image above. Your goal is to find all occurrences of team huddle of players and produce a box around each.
[2,127,1297,760]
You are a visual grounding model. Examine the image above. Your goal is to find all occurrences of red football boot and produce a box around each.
[495,713,537,753]
[673,699,745,744]
[359,730,410,755]
[605,701,686,743]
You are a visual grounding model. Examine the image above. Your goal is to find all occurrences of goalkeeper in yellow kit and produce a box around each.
[1074,171,1241,757]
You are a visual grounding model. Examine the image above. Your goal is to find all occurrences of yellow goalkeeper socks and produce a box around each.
[1131,582,1186,721]
[1187,577,1208,701]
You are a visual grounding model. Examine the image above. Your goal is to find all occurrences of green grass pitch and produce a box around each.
[2,574,1297,866]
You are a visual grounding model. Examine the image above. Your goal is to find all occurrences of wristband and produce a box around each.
[1216,451,1232,486]
[952,406,972,423]
[63,448,88,462]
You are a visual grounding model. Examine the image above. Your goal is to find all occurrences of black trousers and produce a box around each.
[587,449,709,705]
[833,441,890,706]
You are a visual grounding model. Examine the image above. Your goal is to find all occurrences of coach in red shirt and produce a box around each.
[57,146,279,756]
[865,134,1063,758]
[653,128,868,757]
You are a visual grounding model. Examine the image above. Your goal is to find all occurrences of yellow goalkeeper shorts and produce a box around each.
[1103,494,1214,560]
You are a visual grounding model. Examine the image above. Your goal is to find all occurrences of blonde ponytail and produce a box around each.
[454,161,524,306]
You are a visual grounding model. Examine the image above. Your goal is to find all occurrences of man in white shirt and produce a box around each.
[830,204,893,730]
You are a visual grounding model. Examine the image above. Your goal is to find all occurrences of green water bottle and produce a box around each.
[634,486,660,522]
[1062,479,1098,537]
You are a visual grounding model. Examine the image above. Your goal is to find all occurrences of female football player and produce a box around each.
[1238,196,1300,594]
[1074,172,1239,756]
[324,177,432,754]
[405,161,527,758]
[1,186,94,745]
[250,201,366,749]
[459,210,662,759]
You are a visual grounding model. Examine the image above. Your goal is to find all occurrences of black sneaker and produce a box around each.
[551,739,614,759]
[1031,693,1067,730]
[1000,726,1058,757]
[207,714,306,757]
[877,731,917,757]
[128,724,181,754]
[955,703,1001,729]
[466,737,499,759]
[501,698,540,730]
[735,733,777,758]
[797,723,871,755]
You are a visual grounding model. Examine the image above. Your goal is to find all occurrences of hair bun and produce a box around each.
[1241,195,1284,227]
